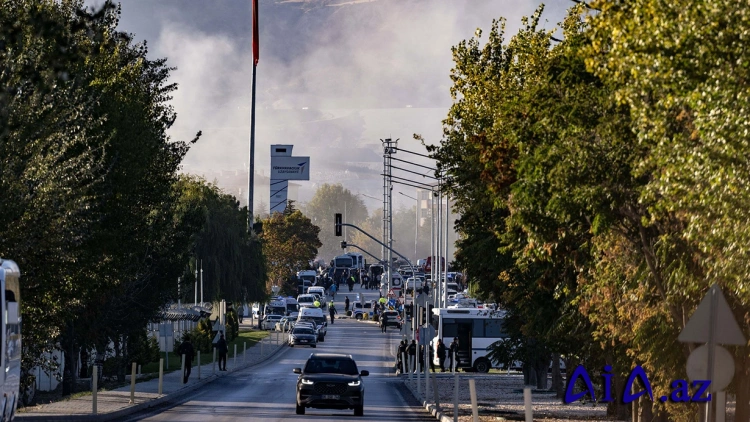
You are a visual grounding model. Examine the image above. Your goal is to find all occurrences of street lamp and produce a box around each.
[398,191,419,264]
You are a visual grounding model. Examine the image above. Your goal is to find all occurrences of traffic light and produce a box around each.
[334,213,342,236]
[340,241,347,249]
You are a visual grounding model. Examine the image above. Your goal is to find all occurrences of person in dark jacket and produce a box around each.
[449,337,460,372]
[397,340,408,373]
[407,340,417,373]
[418,345,426,373]
[178,337,195,383]
[344,296,350,312]
[381,311,389,333]
[215,332,228,371]
[328,302,338,323]
[436,338,447,372]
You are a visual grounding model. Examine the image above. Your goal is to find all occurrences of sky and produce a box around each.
[85,0,571,210]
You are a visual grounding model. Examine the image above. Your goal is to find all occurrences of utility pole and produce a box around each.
[382,138,399,295]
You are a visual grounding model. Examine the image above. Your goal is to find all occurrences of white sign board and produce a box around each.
[686,344,734,392]
[678,284,746,345]
[270,156,310,180]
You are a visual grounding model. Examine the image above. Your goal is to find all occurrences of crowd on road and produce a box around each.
[396,337,461,374]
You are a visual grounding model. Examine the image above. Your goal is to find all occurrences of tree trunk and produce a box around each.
[535,358,549,390]
[523,365,532,386]
[114,337,125,383]
[61,322,77,396]
[551,354,564,398]
[735,351,750,422]
[639,396,653,421]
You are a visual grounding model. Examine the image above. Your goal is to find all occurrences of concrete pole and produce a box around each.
[444,194,449,308]
[200,261,203,306]
[524,387,533,422]
[129,362,137,403]
[92,365,98,415]
[194,265,198,306]
[454,357,459,422]
[158,358,164,395]
[469,379,479,422]
[234,344,237,369]
[197,351,201,380]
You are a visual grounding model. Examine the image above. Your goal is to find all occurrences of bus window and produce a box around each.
[484,319,505,337]
[473,319,485,337]
[442,318,458,338]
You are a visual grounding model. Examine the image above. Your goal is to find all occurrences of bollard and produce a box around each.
[469,378,479,422]
[198,351,201,380]
[181,354,186,384]
[213,348,216,374]
[431,370,440,410]
[418,356,427,401]
[524,387,533,422]
[234,344,237,369]
[244,342,247,363]
[129,362,137,403]
[158,358,164,395]
[92,365,98,415]
[454,358,459,422]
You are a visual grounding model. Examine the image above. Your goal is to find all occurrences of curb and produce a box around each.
[401,376,455,422]
[16,342,289,421]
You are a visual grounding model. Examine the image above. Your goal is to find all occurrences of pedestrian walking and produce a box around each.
[437,338,447,372]
[328,302,337,324]
[449,337,460,371]
[330,282,337,299]
[344,296,350,312]
[381,311,388,333]
[178,337,195,383]
[418,345,425,373]
[429,342,436,372]
[238,306,244,324]
[215,332,228,371]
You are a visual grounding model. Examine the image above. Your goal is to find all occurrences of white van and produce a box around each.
[297,294,317,308]
[307,286,326,306]
[297,307,327,339]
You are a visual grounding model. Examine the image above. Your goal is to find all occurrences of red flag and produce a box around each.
[252,0,259,66]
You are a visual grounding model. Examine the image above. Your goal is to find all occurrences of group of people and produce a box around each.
[397,337,461,374]
[176,331,231,384]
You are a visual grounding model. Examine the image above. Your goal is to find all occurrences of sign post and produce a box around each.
[678,284,745,422]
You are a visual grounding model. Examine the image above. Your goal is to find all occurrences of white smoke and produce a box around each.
[92,0,570,209]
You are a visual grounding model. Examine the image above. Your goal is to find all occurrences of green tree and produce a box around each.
[303,184,367,261]
[261,210,322,294]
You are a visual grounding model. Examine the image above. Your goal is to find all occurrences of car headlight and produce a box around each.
[301,379,314,385]
[348,380,361,386]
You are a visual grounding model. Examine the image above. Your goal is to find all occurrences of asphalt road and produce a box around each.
[122,284,432,422]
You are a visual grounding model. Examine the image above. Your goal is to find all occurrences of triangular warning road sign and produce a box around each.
[678,284,746,345]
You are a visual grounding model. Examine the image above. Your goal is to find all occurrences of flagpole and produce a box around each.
[248,62,257,232]
[248,0,259,233]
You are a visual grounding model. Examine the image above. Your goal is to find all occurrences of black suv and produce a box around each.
[293,353,369,416]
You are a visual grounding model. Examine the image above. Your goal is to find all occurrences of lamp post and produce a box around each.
[398,191,419,264]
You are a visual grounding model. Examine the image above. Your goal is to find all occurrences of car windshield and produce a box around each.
[293,328,314,335]
[304,358,359,375]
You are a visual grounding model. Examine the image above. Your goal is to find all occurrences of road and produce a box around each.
[120,283,431,422]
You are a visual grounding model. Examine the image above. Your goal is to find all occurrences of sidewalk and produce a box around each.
[16,326,288,421]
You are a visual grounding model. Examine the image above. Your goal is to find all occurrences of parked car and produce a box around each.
[275,316,295,332]
[262,314,283,330]
[289,326,317,348]
[293,353,369,416]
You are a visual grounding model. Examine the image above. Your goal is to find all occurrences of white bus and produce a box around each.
[430,308,507,373]
[0,259,21,420]
[346,252,365,270]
